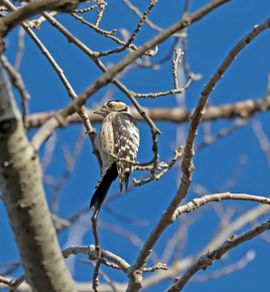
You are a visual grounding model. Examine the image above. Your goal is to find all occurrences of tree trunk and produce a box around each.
[0,64,77,292]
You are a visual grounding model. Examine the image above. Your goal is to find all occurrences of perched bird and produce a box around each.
[90,100,140,208]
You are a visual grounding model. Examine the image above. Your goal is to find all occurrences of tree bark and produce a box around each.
[0,64,77,291]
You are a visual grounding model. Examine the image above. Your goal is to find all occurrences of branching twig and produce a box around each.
[63,244,130,271]
[72,3,98,13]
[71,12,116,37]
[121,0,184,38]
[0,274,25,291]
[167,218,270,291]
[172,192,270,221]
[95,0,106,27]
[192,250,255,282]
[133,146,183,186]
[0,0,87,37]
[0,54,30,125]
[134,74,193,98]
[96,0,158,58]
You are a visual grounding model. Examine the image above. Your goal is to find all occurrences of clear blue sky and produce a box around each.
[2,0,270,291]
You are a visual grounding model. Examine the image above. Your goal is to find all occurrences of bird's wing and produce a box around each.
[112,113,139,191]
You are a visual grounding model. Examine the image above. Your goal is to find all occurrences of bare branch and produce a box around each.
[95,0,106,27]
[15,26,25,70]
[134,74,193,98]
[192,250,255,282]
[0,54,30,125]
[133,146,183,186]
[167,218,270,291]
[63,244,130,270]
[172,48,184,90]
[96,0,158,57]
[121,0,184,38]
[172,192,270,221]
[91,210,102,292]
[80,258,118,292]
[24,94,270,128]
[72,3,98,13]
[0,0,86,37]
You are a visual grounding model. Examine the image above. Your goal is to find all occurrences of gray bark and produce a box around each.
[0,64,77,292]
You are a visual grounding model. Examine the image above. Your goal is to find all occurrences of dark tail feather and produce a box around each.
[119,172,130,192]
[124,172,130,191]
[90,163,118,208]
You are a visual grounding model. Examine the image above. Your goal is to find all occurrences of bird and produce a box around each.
[90,100,140,208]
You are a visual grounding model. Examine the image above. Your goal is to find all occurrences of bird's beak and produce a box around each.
[93,108,104,115]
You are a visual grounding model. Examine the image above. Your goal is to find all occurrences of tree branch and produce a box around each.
[0,0,86,37]
[172,192,270,221]
[24,94,270,128]
[167,218,270,291]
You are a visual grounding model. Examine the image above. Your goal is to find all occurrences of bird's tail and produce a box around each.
[90,163,118,208]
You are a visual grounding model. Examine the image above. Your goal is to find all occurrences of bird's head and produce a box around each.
[94,100,129,117]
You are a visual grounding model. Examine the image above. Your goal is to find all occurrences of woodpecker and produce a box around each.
[90,100,140,208]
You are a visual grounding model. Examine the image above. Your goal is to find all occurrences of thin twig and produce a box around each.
[134,74,193,98]
[133,146,183,186]
[63,244,130,271]
[72,3,98,13]
[172,48,184,90]
[121,0,184,38]
[15,26,25,70]
[71,12,116,37]
[0,0,86,37]
[172,192,270,221]
[96,0,158,58]
[95,0,106,27]
[252,120,270,167]
[91,208,102,292]
[167,218,270,291]
[192,250,255,282]
[0,54,30,125]
[80,258,118,292]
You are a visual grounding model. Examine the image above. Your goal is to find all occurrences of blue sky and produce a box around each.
[2,0,270,291]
